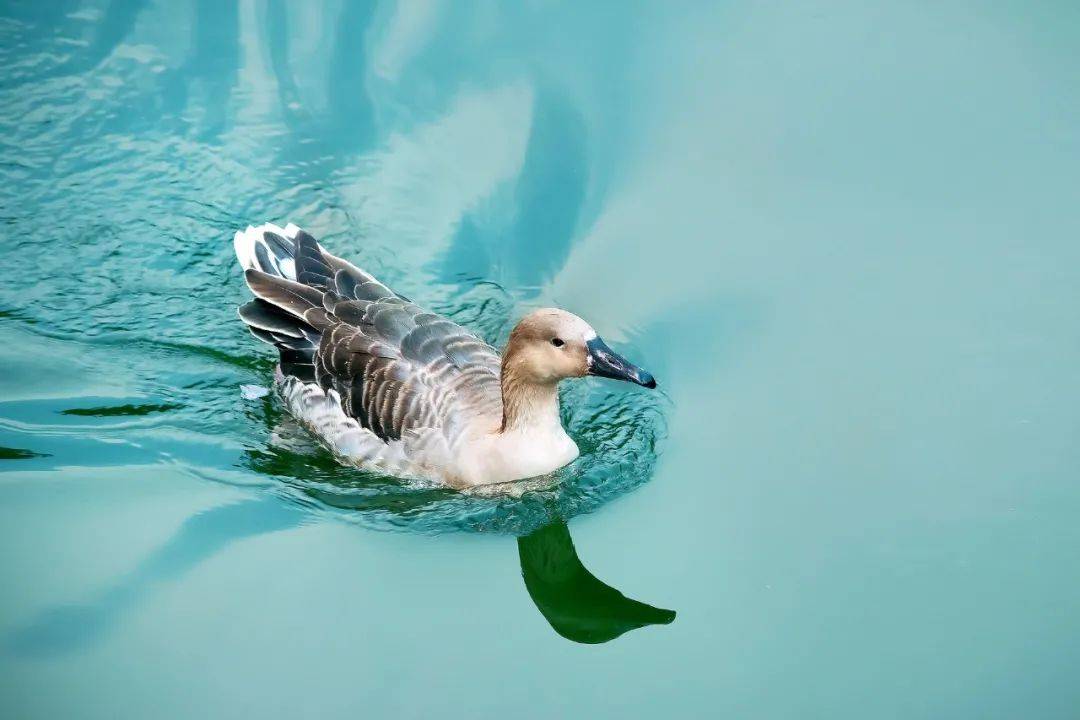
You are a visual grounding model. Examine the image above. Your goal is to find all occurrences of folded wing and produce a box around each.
[236,225,503,445]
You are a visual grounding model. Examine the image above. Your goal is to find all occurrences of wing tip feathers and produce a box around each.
[233,221,301,276]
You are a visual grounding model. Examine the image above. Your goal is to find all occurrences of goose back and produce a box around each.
[237,225,504,464]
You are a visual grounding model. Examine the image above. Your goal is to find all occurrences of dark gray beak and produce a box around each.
[586,337,657,389]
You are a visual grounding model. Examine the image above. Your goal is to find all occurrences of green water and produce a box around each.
[2,1,1079,718]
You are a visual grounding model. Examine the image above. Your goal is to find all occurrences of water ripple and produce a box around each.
[0,4,667,537]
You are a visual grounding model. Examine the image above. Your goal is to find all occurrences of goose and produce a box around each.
[233,223,656,489]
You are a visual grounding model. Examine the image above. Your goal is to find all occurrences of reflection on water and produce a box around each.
[5,498,672,656]
[265,0,378,170]
[435,85,588,288]
[519,521,675,644]
[4,496,303,659]
[160,0,239,141]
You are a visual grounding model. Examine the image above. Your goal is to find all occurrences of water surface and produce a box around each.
[2,1,1079,718]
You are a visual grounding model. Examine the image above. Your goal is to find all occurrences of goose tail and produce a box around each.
[234,222,301,280]
[234,222,323,383]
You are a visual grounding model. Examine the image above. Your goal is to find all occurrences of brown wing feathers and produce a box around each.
[238,228,501,444]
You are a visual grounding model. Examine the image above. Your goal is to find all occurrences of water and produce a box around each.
[1,1,1078,718]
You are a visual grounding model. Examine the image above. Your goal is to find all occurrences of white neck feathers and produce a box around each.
[500,369,562,434]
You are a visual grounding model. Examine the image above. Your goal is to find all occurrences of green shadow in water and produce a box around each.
[518,521,676,644]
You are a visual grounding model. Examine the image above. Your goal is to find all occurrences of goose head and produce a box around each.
[502,308,656,389]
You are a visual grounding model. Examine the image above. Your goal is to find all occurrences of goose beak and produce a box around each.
[585,337,657,389]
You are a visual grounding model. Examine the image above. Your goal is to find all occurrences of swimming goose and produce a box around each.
[233,223,656,488]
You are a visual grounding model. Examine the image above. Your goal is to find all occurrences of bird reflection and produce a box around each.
[5,424,670,657]
[518,520,675,644]
[4,498,672,657]
[251,418,675,644]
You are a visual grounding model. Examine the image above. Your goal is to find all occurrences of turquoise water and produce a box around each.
[2,1,1079,717]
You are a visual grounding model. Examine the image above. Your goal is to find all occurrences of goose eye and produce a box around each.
[551,337,565,348]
